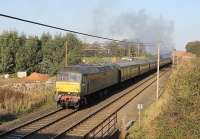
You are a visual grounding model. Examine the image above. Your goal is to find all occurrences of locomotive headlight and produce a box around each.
[58,94,62,98]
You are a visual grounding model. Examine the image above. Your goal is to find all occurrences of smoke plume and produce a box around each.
[91,9,174,55]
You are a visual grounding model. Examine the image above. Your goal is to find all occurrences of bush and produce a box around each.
[128,58,200,139]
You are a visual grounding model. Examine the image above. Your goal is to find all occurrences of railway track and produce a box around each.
[0,67,170,139]
[0,108,77,139]
[52,68,170,139]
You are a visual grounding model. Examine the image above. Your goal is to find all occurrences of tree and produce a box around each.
[108,41,120,56]
[186,41,200,56]
[25,36,42,73]
[0,31,20,73]
[0,31,83,75]
[68,47,82,65]
[39,35,65,74]
[15,35,27,71]
[65,33,82,65]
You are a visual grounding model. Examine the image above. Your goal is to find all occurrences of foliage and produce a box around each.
[107,41,129,57]
[39,34,64,74]
[0,31,82,75]
[128,59,200,139]
[143,53,155,59]
[0,31,20,73]
[186,41,200,56]
[107,41,120,56]
[82,56,124,64]
[65,33,82,65]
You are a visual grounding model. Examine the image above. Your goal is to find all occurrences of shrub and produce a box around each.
[128,58,200,139]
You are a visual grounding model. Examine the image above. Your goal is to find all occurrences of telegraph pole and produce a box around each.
[128,47,131,58]
[65,41,68,66]
[1,45,4,74]
[1,46,2,72]
[137,41,140,57]
[156,43,160,100]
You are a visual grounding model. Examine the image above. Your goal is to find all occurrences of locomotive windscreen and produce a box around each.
[57,72,81,82]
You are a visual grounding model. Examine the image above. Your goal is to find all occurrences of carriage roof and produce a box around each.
[116,59,156,68]
[60,64,117,74]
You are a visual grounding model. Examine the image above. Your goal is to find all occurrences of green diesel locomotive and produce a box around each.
[55,58,171,108]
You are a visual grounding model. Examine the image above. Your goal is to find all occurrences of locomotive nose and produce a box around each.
[54,94,62,101]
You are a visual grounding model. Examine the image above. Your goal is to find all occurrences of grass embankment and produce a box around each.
[0,86,55,124]
[128,59,200,139]
[83,57,120,64]
[83,56,155,64]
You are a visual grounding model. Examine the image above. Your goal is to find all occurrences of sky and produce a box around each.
[0,0,200,51]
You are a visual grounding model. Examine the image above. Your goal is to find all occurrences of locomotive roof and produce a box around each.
[59,59,159,74]
[60,64,117,74]
[116,61,139,67]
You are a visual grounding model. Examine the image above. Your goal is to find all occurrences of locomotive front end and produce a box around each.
[55,71,82,108]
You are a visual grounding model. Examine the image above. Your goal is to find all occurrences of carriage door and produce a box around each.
[82,75,88,95]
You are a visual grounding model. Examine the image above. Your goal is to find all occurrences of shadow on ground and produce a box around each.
[0,113,17,124]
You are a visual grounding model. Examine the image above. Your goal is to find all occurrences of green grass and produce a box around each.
[82,56,156,64]
[127,58,200,139]
[83,57,121,64]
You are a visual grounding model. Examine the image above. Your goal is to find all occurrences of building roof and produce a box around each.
[24,72,49,82]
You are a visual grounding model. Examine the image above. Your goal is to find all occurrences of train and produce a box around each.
[55,58,172,108]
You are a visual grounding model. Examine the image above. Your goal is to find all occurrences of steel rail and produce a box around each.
[0,108,78,139]
[20,110,78,139]
[83,69,169,138]
[0,65,170,139]
[52,67,170,139]
[0,108,63,137]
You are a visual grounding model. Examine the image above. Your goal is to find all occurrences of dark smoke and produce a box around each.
[91,9,174,55]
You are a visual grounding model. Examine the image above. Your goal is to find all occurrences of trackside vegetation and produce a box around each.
[0,31,82,75]
[186,41,200,56]
[127,58,200,139]
[0,86,55,123]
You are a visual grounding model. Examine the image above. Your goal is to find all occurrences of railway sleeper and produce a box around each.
[17,128,35,132]
[25,124,45,128]
[7,133,26,138]
[67,131,88,136]
[75,124,99,130]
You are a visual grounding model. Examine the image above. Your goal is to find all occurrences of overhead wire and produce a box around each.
[0,13,161,46]
[0,14,124,42]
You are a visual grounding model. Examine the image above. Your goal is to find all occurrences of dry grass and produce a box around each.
[119,116,127,139]
[127,58,200,139]
[0,77,21,87]
[0,85,55,123]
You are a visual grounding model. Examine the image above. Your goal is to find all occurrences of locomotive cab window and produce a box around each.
[57,72,82,82]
